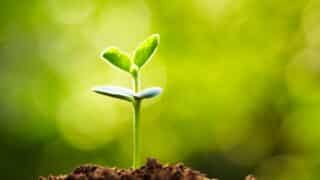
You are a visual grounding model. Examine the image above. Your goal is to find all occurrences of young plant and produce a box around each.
[92,34,162,168]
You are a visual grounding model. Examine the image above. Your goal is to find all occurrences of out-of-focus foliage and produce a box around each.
[0,0,320,179]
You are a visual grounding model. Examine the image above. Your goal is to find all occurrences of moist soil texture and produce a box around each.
[39,158,217,180]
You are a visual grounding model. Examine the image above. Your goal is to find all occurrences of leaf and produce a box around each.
[101,47,132,72]
[135,87,162,99]
[92,86,134,102]
[133,34,160,68]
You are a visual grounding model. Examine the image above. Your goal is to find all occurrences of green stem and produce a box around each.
[132,72,141,168]
[132,100,141,168]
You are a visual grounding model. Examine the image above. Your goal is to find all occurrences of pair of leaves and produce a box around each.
[101,34,160,73]
[93,86,162,102]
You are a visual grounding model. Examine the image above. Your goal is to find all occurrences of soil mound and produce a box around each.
[40,158,217,180]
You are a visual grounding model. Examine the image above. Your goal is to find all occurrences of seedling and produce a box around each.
[92,34,162,168]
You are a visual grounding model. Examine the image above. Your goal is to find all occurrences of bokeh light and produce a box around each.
[0,0,320,179]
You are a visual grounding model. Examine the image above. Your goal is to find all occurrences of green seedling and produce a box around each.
[92,34,161,168]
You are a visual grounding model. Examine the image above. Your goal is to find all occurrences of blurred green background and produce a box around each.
[1,0,320,179]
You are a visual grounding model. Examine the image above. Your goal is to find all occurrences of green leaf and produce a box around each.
[101,47,132,72]
[133,34,160,68]
[92,86,134,102]
[135,87,162,99]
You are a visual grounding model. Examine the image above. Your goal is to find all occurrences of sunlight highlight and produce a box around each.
[57,91,120,150]
[47,0,95,24]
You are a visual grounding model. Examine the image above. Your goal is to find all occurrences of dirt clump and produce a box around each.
[39,158,218,180]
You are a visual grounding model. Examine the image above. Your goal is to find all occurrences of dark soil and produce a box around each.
[40,158,256,180]
[39,158,217,180]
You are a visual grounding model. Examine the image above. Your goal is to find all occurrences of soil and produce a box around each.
[40,158,255,180]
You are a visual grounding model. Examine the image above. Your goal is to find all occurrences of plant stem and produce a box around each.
[133,71,140,93]
[132,72,141,168]
[132,99,141,168]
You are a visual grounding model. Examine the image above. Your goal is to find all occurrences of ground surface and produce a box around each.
[39,158,218,180]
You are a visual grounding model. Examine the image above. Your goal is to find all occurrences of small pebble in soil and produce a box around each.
[245,175,256,180]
